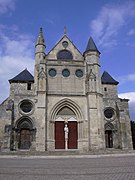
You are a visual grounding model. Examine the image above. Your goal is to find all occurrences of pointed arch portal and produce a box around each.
[50,99,83,150]
[15,117,35,150]
[105,122,114,148]
[55,106,78,149]
[105,130,113,148]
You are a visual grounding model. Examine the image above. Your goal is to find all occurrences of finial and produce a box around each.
[35,27,46,48]
[64,26,67,35]
[40,27,42,32]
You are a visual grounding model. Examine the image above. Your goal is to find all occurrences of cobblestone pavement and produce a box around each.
[0,154,135,180]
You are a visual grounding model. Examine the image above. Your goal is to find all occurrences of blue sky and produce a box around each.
[0,0,135,120]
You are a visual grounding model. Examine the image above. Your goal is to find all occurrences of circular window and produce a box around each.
[104,108,115,120]
[62,69,70,77]
[48,68,57,77]
[75,69,83,78]
[62,41,68,48]
[20,100,33,114]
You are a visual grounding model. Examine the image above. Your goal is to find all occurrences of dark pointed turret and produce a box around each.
[84,37,100,54]
[101,71,119,85]
[35,27,46,48]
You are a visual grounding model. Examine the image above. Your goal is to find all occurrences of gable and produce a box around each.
[46,35,83,61]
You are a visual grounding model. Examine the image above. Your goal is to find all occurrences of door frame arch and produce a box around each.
[15,117,36,150]
[49,98,84,122]
[105,122,115,148]
[49,99,83,150]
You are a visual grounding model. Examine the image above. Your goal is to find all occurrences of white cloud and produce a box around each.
[119,92,135,121]
[127,28,135,36]
[45,18,55,25]
[0,56,34,102]
[127,74,135,81]
[119,92,135,103]
[0,0,16,14]
[118,73,135,84]
[90,1,135,47]
[3,35,34,57]
[0,25,35,103]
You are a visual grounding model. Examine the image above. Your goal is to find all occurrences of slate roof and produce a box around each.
[101,71,119,85]
[9,69,34,83]
[84,37,100,54]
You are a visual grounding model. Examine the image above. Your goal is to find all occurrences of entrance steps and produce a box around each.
[0,148,134,156]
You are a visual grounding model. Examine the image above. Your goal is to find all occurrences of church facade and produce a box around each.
[0,28,133,152]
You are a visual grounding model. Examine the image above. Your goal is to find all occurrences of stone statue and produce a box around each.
[64,124,69,140]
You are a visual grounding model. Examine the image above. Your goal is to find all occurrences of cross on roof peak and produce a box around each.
[64,26,67,35]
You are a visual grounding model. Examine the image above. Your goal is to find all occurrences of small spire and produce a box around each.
[64,26,67,35]
[40,27,42,32]
[35,27,46,47]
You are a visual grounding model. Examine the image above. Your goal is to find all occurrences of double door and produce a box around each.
[55,121,78,149]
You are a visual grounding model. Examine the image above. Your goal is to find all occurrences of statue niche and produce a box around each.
[38,67,46,91]
[86,69,96,92]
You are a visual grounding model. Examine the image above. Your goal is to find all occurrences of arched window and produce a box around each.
[57,50,73,60]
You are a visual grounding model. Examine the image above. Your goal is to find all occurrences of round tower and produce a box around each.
[84,37,105,150]
[34,28,47,151]
[35,27,46,65]
[84,37,101,93]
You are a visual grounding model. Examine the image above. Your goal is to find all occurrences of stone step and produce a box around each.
[0,149,134,156]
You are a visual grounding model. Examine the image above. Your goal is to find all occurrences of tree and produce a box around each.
[131,121,135,149]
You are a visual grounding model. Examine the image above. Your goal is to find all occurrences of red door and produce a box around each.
[55,121,78,149]
[68,122,78,149]
[55,121,65,149]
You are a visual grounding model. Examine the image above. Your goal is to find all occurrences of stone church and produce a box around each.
[0,28,133,152]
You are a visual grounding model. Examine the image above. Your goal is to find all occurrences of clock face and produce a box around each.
[75,69,83,78]
[62,69,70,77]
[48,68,57,77]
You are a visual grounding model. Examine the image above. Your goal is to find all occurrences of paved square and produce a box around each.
[0,154,135,180]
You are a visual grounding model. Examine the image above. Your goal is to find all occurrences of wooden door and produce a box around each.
[105,130,113,148]
[19,129,31,149]
[68,122,78,149]
[55,121,65,149]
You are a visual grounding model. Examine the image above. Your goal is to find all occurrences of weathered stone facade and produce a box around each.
[0,28,133,152]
